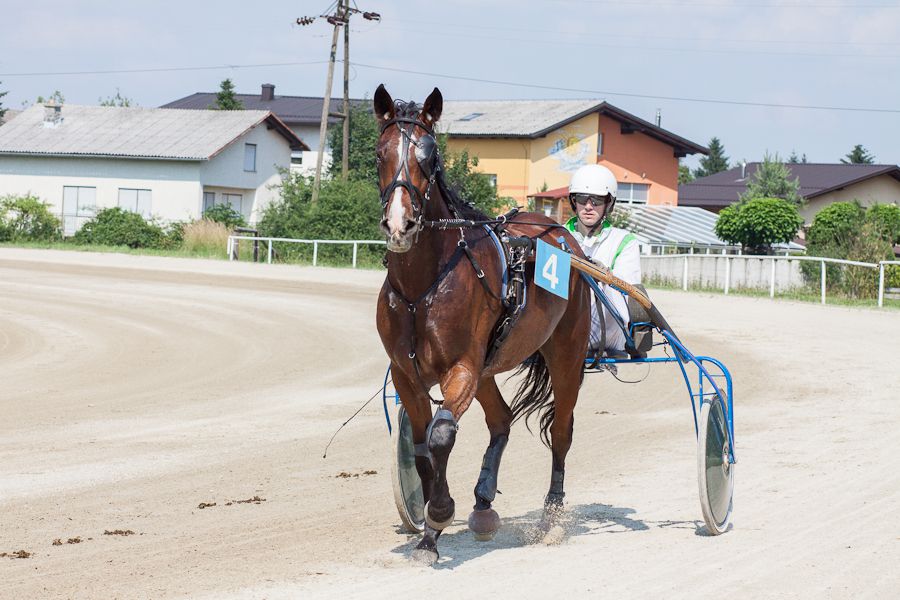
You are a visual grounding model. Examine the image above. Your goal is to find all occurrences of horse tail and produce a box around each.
[509,352,555,448]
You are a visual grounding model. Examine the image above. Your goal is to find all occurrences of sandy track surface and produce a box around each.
[1,248,898,599]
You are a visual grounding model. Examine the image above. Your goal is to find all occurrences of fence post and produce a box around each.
[682,256,689,291]
[352,242,358,269]
[820,260,826,305]
[724,257,731,295]
[769,259,776,298]
[267,240,273,264]
[878,262,885,308]
[227,237,233,261]
[313,241,319,267]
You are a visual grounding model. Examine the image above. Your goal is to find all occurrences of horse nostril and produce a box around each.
[403,219,417,233]
[380,218,390,232]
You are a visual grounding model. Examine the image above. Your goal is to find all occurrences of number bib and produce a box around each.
[535,239,571,299]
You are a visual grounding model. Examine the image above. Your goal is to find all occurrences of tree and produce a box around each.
[841,144,875,164]
[693,137,729,178]
[787,150,807,164]
[36,91,65,104]
[99,89,134,107]
[741,152,803,205]
[714,197,803,254]
[0,81,7,120]
[326,102,379,184]
[678,164,694,184]
[866,203,900,244]
[213,79,243,110]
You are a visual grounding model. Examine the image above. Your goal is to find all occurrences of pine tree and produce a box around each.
[0,81,7,120]
[741,152,803,205]
[678,164,694,184]
[841,144,875,164]
[693,137,729,178]
[213,79,243,110]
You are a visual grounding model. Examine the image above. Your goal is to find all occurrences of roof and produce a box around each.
[622,205,803,250]
[162,92,367,126]
[679,163,900,208]
[0,108,22,126]
[0,104,307,160]
[439,99,708,157]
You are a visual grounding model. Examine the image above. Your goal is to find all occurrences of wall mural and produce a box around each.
[548,128,590,172]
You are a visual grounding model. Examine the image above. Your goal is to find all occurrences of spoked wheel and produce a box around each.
[697,397,734,535]
[390,405,425,533]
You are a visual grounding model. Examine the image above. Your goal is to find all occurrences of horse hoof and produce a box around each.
[410,548,439,566]
[468,508,500,541]
[424,502,455,530]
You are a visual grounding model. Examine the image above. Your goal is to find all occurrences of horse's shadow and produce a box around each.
[390,503,704,569]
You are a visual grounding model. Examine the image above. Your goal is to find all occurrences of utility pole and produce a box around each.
[297,2,380,203]
[342,0,350,181]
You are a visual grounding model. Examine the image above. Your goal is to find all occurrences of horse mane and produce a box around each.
[393,99,491,222]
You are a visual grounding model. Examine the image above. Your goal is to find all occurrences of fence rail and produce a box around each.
[643,253,897,307]
[227,235,898,307]
[227,235,386,268]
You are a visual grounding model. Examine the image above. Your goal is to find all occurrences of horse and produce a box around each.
[374,84,591,565]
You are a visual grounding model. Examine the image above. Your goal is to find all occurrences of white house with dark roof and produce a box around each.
[0,103,307,233]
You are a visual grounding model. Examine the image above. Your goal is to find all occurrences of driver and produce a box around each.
[565,164,641,356]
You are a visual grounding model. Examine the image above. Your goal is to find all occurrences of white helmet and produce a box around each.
[569,164,617,198]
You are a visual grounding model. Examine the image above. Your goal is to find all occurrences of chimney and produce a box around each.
[655,108,661,127]
[43,102,63,128]
[740,160,747,179]
[261,83,275,102]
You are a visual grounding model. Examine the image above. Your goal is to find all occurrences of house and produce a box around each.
[163,85,364,176]
[679,163,900,222]
[0,103,307,233]
[440,99,708,218]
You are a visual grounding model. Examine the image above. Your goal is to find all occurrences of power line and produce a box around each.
[348,61,900,114]
[0,61,328,78]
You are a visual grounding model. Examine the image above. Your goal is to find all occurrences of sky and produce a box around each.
[1,0,899,171]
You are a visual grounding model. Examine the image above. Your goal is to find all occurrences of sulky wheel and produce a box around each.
[390,405,425,533]
[697,397,734,535]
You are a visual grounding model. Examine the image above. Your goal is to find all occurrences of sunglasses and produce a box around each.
[571,194,612,207]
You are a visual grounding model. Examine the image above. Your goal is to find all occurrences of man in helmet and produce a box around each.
[565,164,641,356]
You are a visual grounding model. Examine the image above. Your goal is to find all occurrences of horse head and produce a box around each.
[374,84,443,253]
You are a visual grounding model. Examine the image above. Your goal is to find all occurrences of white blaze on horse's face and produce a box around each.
[381,133,420,253]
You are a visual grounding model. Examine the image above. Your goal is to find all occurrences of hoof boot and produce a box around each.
[468,508,500,541]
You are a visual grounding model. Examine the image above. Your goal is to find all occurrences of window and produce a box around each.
[62,186,96,216]
[223,193,243,214]
[118,188,152,218]
[596,133,604,157]
[617,182,649,204]
[62,186,97,236]
[291,150,303,165]
[458,112,484,121]
[203,192,216,213]
[244,143,257,172]
[484,174,497,188]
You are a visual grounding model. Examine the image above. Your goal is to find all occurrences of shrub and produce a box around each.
[203,204,246,229]
[714,197,803,254]
[0,194,61,241]
[866,203,900,245]
[181,219,230,256]
[806,201,865,249]
[74,207,163,248]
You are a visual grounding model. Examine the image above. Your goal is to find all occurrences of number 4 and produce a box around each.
[542,253,559,289]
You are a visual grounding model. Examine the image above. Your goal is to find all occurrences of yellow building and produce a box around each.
[442,100,707,218]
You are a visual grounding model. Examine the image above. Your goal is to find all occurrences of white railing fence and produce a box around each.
[227,235,386,268]
[642,253,899,307]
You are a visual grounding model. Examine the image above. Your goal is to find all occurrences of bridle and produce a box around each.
[378,110,439,229]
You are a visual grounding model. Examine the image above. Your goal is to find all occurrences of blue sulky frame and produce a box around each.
[382,273,736,466]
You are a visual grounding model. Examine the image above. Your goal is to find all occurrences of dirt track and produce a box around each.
[1,248,898,599]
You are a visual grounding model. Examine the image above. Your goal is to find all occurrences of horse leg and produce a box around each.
[540,314,588,526]
[391,366,436,506]
[468,376,512,541]
[411,363,478,565]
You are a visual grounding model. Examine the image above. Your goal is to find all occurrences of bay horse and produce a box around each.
[374,84,591,564]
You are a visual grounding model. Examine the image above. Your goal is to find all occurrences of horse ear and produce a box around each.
[373,84,394,123]
[421,87,443,126]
